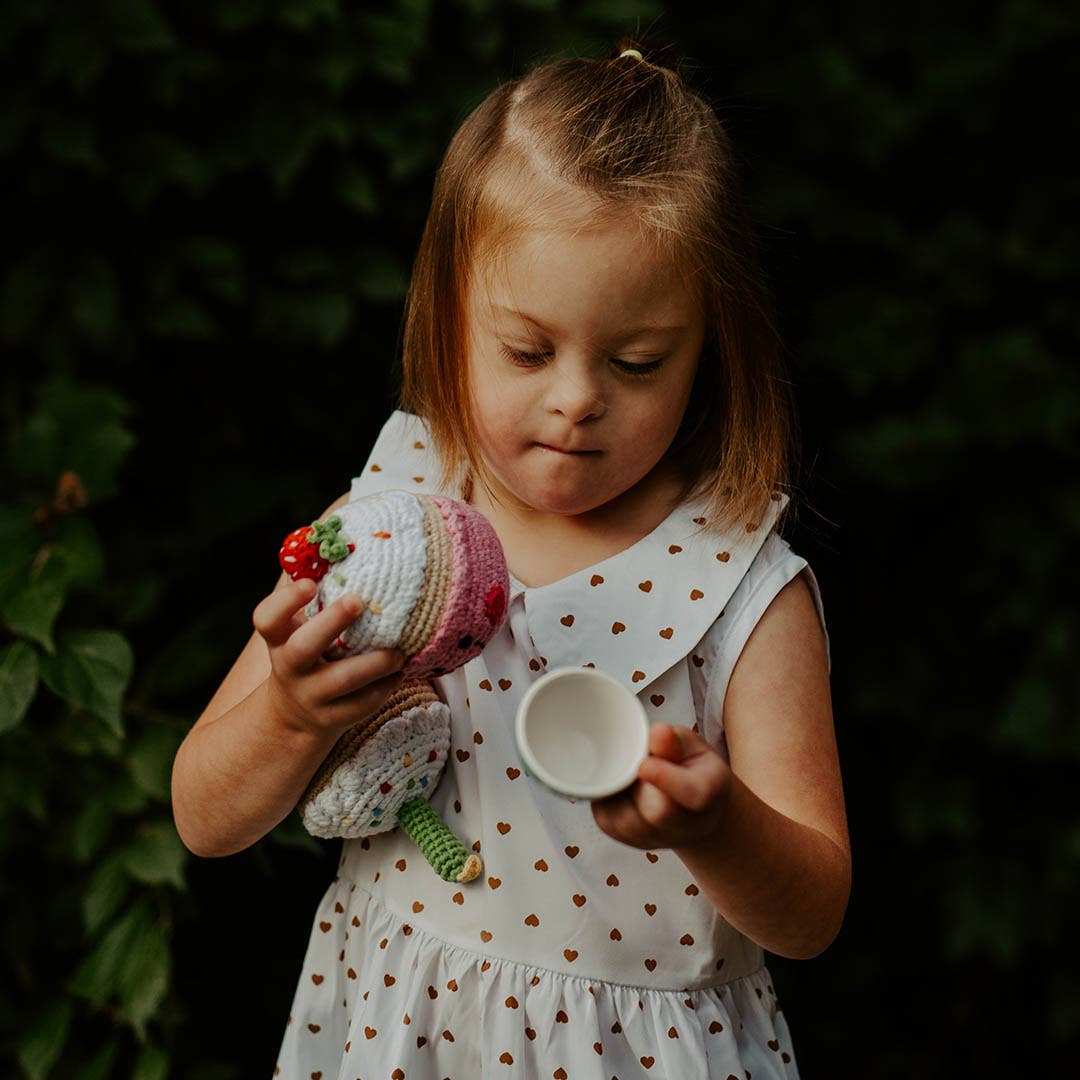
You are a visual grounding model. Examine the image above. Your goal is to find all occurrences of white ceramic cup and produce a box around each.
[515,666,650,799]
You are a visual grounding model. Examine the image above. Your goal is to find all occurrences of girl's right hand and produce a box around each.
[253,579,407,739]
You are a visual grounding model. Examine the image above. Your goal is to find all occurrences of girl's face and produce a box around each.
[463,210,706,526]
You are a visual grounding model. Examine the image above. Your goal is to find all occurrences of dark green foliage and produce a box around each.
[1,0,1076,1077]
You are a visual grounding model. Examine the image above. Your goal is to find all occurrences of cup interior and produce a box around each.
[517,668,648,798]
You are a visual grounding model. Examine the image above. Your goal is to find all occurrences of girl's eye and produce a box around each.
[498,343,664,377]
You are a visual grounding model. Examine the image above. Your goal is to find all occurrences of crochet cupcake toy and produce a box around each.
[277,488,509,884]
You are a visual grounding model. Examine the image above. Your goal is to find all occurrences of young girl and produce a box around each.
[172,39,848,1080]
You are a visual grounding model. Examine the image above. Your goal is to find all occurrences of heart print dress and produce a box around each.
[272,409,832,1080]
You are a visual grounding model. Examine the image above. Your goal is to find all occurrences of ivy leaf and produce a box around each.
[16,998,72,1080]
[69,896,150,1004]
[82,850,132,939]
[1,547,69,653]
[74,1038,120,1080]
[277,0,340,30]
[119,908,171,1040]
[123,819,188,891]
[0,640,39,734]
[355,251,408,304]
[38,628,134,737]
[53,709,125,760]
[50,515,106,588]
[106,773,152,816]
[0,507,39,643]
[131,1044,169,1080]
[336,164,378,215]
[127,725,183,801]
[70,792,116,865]
[146,293,217,338]
[12,374,136,503]
[0,752,48,824]
[108,0,178,53]
[71,892,172,1038]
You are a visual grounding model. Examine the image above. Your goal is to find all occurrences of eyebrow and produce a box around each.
[493,305,687,339]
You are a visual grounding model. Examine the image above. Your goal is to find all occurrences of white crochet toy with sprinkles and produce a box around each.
[278,488,510,884]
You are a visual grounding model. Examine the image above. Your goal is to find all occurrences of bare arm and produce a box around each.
[171,492,405,858]
[593,571,849,959]
[674,573,850,959]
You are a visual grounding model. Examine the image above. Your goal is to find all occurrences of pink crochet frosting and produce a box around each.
[403,494,509,679]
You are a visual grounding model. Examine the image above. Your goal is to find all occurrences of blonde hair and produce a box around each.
[396,36,802,540]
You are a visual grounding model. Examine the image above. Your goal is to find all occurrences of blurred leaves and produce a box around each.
[0,0,1076,1076]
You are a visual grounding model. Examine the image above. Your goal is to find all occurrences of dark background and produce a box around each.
[1,1,1076,1077]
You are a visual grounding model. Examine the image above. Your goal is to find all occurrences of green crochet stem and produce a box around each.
[398,796,482,883]
[308,515,351,563]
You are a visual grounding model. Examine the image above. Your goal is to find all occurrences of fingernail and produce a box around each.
[344,593,363,616]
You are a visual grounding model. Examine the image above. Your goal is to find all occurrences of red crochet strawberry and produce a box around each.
[279,515,356,582]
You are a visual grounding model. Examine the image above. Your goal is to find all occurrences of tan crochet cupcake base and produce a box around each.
[395,494,452,661]
[298,678,442,810]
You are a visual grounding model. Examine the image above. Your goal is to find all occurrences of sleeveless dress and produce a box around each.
[272,410,832,1080]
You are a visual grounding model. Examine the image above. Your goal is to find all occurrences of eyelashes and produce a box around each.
[497,343,665,377]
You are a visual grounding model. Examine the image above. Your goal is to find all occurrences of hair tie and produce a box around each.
[619,49,643,60]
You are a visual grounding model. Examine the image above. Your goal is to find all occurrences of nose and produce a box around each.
[543,353,607,423]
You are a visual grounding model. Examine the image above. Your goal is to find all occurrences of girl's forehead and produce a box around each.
[469,228,698,322]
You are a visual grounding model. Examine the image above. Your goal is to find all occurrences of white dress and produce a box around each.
[272,410,832,1080]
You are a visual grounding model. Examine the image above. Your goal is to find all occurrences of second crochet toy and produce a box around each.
[277,488,510,883]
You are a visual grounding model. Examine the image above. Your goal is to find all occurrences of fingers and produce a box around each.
[638,747,728,814]
[317,647,407,703]
[253,578,317,649]
[648,722,712,762]
[278,590,367,673]
[648,722,684,760]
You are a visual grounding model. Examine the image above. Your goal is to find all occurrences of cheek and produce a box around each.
[631,395,690,445]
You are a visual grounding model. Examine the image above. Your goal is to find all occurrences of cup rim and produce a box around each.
[515,666,649,799]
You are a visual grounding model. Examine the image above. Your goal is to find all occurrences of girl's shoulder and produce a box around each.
[694,530,830,748]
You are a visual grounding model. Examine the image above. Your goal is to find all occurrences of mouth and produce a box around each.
[534,443,600,455]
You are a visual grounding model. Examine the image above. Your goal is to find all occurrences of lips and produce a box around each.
[535,443,598,454]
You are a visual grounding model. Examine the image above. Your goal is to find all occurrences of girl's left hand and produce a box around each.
[591,723,732,851]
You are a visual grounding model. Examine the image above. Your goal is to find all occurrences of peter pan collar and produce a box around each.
[351,409,787,695]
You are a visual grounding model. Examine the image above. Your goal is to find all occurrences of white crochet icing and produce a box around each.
[303,489,430,660]
[301,701,452,840]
